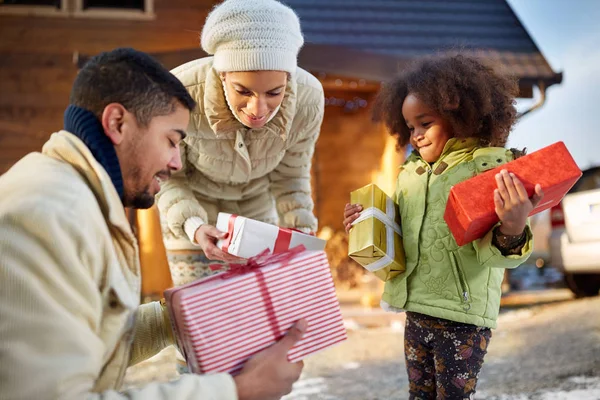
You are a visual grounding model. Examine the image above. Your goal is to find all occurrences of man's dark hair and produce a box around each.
[373,53,519,148]
[70,48,196,125]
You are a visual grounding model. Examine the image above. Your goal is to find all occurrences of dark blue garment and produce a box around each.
[63,105,124,201]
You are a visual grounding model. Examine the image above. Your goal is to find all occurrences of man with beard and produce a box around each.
[0,48,305,400]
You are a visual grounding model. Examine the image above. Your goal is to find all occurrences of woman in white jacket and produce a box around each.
[156,0,324,286]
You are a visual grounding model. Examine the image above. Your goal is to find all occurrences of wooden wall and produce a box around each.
[0,0,218,173]
[313,88,402,231]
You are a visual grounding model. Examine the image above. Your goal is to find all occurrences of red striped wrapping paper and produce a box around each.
[164,248,347,375]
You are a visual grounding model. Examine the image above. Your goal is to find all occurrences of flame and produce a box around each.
[371,135,403,197]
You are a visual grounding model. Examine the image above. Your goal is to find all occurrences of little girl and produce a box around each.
[344,54,544,399]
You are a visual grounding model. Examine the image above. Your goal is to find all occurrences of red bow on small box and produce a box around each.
[221,214,313,254]
[205,245,307,341]
[208,245,305,275]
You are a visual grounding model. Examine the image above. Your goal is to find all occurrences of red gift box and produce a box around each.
[444,141,582,246]
[164,247,347,375]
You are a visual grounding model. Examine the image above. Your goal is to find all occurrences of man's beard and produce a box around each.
[124,185,155,209]
[129,188,155,209]
[122,165,170,209]
[122,166,155,209]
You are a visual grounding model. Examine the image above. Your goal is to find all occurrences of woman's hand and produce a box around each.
[494,169,544,235]
[343,203,363,233]
[194,224,245,262]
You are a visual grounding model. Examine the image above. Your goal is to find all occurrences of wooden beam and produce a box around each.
[0,105,64,129]
[0,53,75,69]
[0,67,75,94]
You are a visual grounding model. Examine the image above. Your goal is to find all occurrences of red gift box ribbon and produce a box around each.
[207,246,306,341]
[221,214,310,254]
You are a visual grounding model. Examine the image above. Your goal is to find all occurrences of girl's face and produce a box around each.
[402,93,454,163]
[221,71,288,129]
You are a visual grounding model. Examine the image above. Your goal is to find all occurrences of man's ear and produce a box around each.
[101,103,127,145]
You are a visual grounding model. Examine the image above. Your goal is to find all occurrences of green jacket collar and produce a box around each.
[408,137,481,168]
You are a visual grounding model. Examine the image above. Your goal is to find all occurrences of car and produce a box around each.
[548,166,600,297]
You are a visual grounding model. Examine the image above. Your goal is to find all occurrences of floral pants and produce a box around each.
[404,312,492,400]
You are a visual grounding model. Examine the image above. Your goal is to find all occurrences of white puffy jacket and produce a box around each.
[157,57,324,249]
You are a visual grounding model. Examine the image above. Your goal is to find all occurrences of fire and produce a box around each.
[371,135,404,197]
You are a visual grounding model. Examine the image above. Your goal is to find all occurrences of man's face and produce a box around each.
[116,102,190,209]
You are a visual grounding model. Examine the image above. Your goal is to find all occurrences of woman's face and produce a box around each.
[221,71,288,129]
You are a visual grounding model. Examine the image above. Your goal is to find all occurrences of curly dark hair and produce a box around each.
[372,54,519,148]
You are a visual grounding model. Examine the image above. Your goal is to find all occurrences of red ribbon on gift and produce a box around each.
[207,246,306,341]
[221,214,308,255]
[220,214,237,253]
[274,227,292,253]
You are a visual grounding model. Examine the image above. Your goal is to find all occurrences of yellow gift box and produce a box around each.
[348,184,406,281]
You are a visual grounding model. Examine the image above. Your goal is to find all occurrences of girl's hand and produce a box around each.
[494,169,544,235]
[343,203,363,233]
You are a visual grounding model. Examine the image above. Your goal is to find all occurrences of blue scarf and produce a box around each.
[63,104,124,200]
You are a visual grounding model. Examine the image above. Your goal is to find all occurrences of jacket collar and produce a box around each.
[408,137,481,167]
[63,104,124,200]
[203,66,297,141]
[42,131,133,237]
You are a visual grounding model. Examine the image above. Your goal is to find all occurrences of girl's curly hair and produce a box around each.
[373,54,519,148]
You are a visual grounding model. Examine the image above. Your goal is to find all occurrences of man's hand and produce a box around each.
[234,319,307,400]
[194,224,245,262]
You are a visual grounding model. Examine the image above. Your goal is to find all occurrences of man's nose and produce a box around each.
[168,147,182,172]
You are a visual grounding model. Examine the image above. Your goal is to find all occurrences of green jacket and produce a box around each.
[383,137,533,328]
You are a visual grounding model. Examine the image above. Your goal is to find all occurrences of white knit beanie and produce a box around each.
[201,0,304,74]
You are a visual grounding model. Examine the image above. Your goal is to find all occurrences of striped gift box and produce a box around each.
[164,248,347,375]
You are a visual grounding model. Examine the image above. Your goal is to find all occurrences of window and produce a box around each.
[0,0,67,15]
[0,0,153,19]
[82,0,144,11]
[73,0,153,19]
[2,0,60,6]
